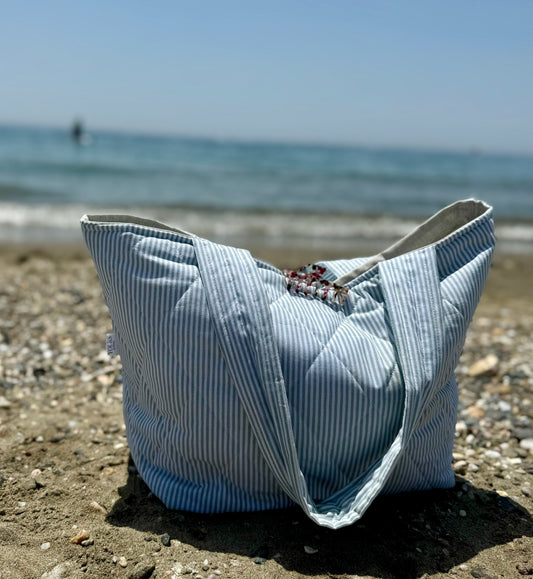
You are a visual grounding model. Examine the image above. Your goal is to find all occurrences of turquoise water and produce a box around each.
[1,124,532,249]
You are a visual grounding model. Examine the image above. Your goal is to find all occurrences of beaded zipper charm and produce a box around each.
[283,264,349,306]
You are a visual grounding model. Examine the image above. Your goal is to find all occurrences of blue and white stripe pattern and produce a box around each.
[81,199,494,529]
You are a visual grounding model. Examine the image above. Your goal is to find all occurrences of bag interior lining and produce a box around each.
[81,214,194,237]
[333,199,490,285]
[82,199,490,286]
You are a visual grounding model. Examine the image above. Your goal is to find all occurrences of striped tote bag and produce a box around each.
[81,198,494,529]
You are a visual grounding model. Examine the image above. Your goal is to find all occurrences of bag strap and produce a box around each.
[193,237,445,529]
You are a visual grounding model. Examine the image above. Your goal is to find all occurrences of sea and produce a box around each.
[1,124,532,253]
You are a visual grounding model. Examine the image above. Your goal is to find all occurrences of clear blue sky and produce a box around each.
[2,1,533,153]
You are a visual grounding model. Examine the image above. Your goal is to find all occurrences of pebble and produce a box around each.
[486,383,512,395]
[304,545,319,554]
[521,486,531,497]
[0,395,11,408]
[81,538,94,547]
[118,556,128,568]
[97,374,114,387]
[127,562,155,579]
[88,500,107,514]
[519,438,533,452]
[70,529,90,544]
[466,405,485,419]
[40,563,73,579]
[41,542,51,550]
[23,478,37,491]
[253,557,267,564]
[514,427,533,440]
[498,400,511,412]
[468,354,499,377]
[184,563,199,574]
[453,460,468,474]
[455,420,468,434]
[160,532,171,546]
[484,450,502,459]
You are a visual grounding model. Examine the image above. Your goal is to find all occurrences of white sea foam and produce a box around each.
[0,202,531,253]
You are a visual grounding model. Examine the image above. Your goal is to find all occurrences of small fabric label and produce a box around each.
[106,333,117,356]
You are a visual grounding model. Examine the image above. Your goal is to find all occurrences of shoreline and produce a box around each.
[1,203,533,256]
[1,240,532,314]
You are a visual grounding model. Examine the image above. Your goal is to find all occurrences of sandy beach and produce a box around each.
[0,242,532,579]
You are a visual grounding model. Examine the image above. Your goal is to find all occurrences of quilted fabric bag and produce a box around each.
[81,199,494,529]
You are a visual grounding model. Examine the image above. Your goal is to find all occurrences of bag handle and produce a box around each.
[193,238,446,529]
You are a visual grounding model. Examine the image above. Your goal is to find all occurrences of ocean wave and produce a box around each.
[1,202,531,253]
[2,125,533,223]
[0,159,154,177]
[3,157,533,192]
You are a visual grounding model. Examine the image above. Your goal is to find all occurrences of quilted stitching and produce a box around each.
[81,200,495,528]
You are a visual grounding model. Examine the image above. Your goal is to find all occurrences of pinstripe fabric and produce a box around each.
[80,199,494,529]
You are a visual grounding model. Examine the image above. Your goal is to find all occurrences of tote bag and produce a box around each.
[81,199,494,529]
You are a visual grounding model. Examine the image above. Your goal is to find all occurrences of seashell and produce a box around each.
[88,500,107,514]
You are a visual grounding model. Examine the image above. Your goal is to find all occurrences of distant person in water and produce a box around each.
[71,119,92,146]
[71,119,84,144]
